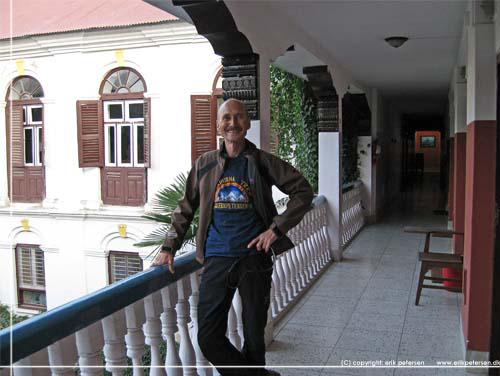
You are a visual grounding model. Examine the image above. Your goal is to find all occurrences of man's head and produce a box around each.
[217,98,251,145]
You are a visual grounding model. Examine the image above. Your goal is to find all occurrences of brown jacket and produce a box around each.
[163,139,314,264]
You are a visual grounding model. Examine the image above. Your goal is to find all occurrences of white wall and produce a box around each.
[0,22,221,313]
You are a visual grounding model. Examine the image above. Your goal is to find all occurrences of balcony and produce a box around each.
[1,180,466,375]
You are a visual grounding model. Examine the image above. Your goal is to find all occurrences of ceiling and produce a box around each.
[147,0,468,114]
[268,1,467,100]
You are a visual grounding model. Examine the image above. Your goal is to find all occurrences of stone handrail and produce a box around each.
[0,196,331,375]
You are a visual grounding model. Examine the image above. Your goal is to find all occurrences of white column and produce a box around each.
[144,292,166,376]
[319,131,342,261]
[176,277,196,375]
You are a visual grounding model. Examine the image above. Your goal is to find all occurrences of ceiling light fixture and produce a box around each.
[384,36,409,48]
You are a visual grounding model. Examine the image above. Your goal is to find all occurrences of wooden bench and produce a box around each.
[403,226,464,305]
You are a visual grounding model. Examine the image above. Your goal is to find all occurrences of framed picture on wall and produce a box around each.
[420,135,436,148]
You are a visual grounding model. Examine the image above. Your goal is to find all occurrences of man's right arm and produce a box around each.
[152,163,200,267]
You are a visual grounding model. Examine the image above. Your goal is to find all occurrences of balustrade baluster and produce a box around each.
[13,348,50,376]
[75,321,105,376]
[176,276,196,375]
[275,254,289,306]
[160,284,181,376]
[289,229,305,290]
[271,262,282,314]
[285,248,298,297]
[270,275,279,317]
[47,333,78,376]
[311,211,323,270]
[280,251,293,302]
[298,220,312,283]
[144,292,166,376]
[102,309,128,375]
[227,305,241,350]
[233,290,244,346]
[189,272,212,376]
[125,300,146,376]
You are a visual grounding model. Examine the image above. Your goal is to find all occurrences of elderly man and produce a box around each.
[153,98,313,376]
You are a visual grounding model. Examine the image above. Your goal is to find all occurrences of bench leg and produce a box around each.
[415,262,428,306]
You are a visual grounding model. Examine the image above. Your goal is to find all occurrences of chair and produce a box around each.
[403,226,464,305]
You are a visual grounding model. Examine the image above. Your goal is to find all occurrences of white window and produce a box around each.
[108,251,143,283]
[16,245,46,308]
[104,100,144,167]
[23,105,43,166]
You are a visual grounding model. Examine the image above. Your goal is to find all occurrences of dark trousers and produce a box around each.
[197,254,273,376]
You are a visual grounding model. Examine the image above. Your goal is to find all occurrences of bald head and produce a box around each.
[217,98,251,145]
[217,98,248,122]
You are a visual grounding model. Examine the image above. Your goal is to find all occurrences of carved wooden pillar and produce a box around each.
[221,54,259,120]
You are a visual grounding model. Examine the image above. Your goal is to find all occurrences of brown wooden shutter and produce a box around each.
[143,98,151,168]
[76,100,103,167]
[10,105,24,168]
[191,95,216,164]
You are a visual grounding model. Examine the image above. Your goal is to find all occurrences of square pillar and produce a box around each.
[462,2,496,357]
[452,132,466,255]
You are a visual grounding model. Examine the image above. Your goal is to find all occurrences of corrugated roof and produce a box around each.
[0,0,178,40]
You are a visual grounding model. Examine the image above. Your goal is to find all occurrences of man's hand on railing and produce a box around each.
[248,229,278,252]
[151,251,175,274]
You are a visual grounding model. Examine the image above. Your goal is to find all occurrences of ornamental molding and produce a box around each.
[0,22,205,61]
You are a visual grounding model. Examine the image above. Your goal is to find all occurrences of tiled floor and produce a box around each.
[266,175,474,375]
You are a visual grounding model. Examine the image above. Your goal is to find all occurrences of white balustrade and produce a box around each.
[176,277,196,376]
[76,321,105,376]
[341,181,365,246]
[144,292,166,376]
[160,284,181,376]
[102,309,128,375]
[48,333,78,376]
[5,197,334,376]
[125,300,146,376]
[189,272,212,376]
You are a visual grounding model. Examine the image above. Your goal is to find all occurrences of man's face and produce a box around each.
[217,100,251,144]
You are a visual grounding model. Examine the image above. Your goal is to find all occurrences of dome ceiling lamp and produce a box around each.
[384,36,409,48]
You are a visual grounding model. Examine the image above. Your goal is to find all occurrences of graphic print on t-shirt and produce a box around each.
[213,176,252,210]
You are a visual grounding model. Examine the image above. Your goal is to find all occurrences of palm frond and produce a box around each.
[137,171,199,249]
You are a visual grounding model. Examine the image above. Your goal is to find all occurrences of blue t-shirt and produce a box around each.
[205,154,266,258]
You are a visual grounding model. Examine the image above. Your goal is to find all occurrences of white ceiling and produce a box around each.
[147,0,468,114]
[269,1,467,101]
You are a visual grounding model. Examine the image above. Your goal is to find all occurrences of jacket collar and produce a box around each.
[218,139,257,164]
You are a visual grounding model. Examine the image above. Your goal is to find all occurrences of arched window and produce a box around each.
[6,76,45,203]
[77,67,150,206]
[7,76,44,100]
[99,67,147,96]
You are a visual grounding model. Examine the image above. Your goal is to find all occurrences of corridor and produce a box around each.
[267,174,469,375]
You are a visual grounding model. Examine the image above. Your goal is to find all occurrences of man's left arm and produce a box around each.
[248,153,313,252]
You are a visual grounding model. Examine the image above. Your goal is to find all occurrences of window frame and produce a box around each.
[15,244,47,310]
[103,100,145,168]
[107,250,143,284]
[22,105,43,167]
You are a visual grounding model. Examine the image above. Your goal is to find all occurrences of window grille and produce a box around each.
[109,252,143,283]
[16,245,46,308]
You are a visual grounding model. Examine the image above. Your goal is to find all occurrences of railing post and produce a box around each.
[144,292,166,376]
[13,348,50,376]
[176,277,197,375]
[75,321,105,376]
[189,272,212,376]
[102,309,128,375]
[125,300,147,376]
[160,284,181,376]
[48,333,78,376]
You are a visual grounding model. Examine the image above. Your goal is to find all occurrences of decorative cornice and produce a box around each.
[0,22,206,61]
